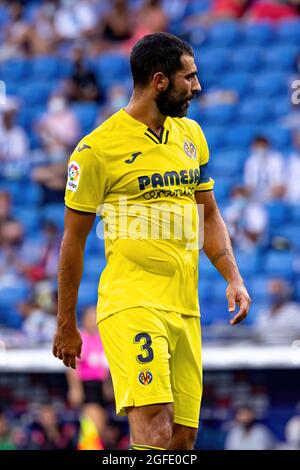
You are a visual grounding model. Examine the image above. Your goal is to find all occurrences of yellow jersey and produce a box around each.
[65,108,214,322]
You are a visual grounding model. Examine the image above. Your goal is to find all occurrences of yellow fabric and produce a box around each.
[65,109,214,320]
[98,307,202,429]
[77,415,104,450]
[130,444,166,450]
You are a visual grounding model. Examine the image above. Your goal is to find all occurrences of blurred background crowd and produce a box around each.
[0,0,300,451]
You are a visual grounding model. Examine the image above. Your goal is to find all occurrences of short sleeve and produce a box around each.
[64,138,109,213]
[195,123,215,192]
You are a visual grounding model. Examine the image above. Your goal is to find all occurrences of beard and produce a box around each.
[155,81,196,118]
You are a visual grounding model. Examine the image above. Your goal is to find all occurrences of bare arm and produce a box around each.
[195,190,251,325]
[66,368,84,407]
[53,207,96,368]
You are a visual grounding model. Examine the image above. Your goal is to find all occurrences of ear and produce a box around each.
[152,72,169,92]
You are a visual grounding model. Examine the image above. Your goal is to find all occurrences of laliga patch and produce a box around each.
[138,370,153,386]
[67,161,80,192]
[184,140,197,160]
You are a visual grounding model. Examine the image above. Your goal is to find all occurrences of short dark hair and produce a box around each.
[130,32,194,87]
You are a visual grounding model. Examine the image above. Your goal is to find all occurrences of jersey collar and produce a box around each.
[121,108,170,145]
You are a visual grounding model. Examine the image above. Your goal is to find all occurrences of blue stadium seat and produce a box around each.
[238,99,271,124]
[202,104,236,125]
[95,53,130,88]
[271,98,291,118]
[22,183,43,207]
[295,279,300,302]
[265,201,289,227]
[251,72,289,98]
[57,58,74,78]
[42,203,65,231]
[249,276,270,302]
[245,301,267,325]
[84,254,106,282]
[198,279,213,302]
[14,207,41,234]
[264,125,291,149]
[221,72,251,95]
[264,251,294,277]
[71,102,98,135]
[211,151,243,177]
[276,225,300,250]
[0,282,29,309]
[276,20,300,45]
[225,125,259,149]
[210,279,227,302]
[0,59,30,81]
[187,100,201,121]
[212,176,232,202]
[235,250,258,277]
[242,22,274,46]
[201,125,225,151]
[208,22,241,46]
[289,205,300,224]
[196,46,230,73]
[18,81,56,106]
[32,56,60,79]
[199,254,219,279]
[230,47,262,71]
[263,46,298,71]
[77,280,98,310]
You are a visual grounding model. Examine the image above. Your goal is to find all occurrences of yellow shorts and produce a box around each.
[98,307,202,428]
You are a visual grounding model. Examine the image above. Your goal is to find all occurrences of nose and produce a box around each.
[193,76,201,93]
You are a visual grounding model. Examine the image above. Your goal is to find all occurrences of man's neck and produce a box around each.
[125,91,166,134]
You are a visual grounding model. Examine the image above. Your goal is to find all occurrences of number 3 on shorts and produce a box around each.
[134,333,154,364]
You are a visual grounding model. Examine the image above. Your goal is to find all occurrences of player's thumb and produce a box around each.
[227,294,236,313]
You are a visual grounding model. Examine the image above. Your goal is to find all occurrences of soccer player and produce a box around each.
[53,32,251,450]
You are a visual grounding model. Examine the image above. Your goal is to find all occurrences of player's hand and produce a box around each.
[226,282,251,325]
[52,325,82,369]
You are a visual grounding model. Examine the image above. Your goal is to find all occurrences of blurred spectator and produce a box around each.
[97,84,129,123]
[53,0,99,41]
[0,218,24,278]
[18,282,57,345]
[66,45,103,103]
[100,0,133,45]
[276,415,300,450]
[27,404,76,450]
[247,0,298,22]
[22,221,61,282]
[0,105,29,180]
[225,406,276,450]
[280,102,300,132]
[29,2,58,55]
[224,186,268,251]
[286,132,300,203]
[0,191,12,225]
[0,412,16,450]
[135,0,168,34]
[0,2,32,61]
[121,0,168,53]
[254,279,300,345]
[35,93,80,160]
[184,0,249,28]
[244,136,285,202]
[199,88,238,107]
[32,93,79,204]
[67,306,109,449]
